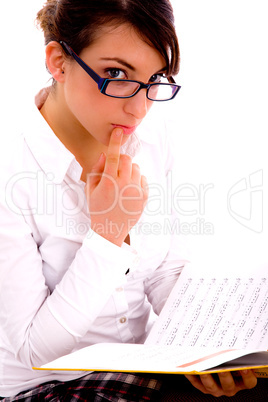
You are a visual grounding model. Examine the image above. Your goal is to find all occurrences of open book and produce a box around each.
[34,263,268,376]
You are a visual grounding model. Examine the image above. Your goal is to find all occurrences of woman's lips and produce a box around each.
[112,124,138,136]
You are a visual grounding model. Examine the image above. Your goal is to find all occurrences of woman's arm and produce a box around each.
[0,197,135,369]
[0,128,147,369]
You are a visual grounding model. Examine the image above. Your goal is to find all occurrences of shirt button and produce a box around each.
[119,317,127,324]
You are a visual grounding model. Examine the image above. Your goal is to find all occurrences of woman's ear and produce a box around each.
[45,41,67,83]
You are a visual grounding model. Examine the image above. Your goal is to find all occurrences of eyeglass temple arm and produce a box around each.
[59,41,106,89]
[168,76,175,84]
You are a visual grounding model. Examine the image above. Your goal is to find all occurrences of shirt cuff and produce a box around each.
[83,229,140,273]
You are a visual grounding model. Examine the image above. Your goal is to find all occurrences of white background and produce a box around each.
[1,1,267,270]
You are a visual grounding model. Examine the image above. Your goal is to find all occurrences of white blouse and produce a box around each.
[0,89,188,397]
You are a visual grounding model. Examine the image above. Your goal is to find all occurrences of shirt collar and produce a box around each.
[24,87,146,184]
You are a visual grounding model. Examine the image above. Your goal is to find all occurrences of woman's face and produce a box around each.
[62,23,167,147]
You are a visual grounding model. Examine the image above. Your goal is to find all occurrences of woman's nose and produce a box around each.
[123,89,152,119]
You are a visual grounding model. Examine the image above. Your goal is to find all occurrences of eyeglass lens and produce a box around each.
[148,84,177,101]
[105,81,177,100]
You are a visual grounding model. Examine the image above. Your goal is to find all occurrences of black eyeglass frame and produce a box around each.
[59,41,181,101]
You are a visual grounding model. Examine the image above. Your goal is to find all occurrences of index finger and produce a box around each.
[104,128,123,178]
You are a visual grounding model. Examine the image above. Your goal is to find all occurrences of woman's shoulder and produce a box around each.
[138,107,176,171]
[139,106,169,144]
[0,101,44,185]
[0,132,25,170]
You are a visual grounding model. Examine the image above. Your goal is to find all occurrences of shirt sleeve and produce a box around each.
[0,198,137,368]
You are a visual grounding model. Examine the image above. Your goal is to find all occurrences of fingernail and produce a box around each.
[114,128,123,137]
[99,152,105,162]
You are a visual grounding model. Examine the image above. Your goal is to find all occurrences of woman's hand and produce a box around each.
[86,128,148,246]
[185,370,257,397]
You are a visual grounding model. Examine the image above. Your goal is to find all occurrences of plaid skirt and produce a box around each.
[1,372,268,401]
[0,372,163,402]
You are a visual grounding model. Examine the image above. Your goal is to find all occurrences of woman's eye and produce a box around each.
[149,74,163,83]
[107,68,127,79]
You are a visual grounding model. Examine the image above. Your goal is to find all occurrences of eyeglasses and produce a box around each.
[60,41,181,101]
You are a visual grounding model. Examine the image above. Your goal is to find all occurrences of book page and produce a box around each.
[146,264,268,350]
[35,263,268,376]
[38,343,268,374]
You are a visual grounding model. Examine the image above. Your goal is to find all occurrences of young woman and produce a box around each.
[0,0,261,400]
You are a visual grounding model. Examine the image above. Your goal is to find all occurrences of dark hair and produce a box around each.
[36,0,180,77]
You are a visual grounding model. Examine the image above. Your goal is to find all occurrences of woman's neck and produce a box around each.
[40,89,106,180]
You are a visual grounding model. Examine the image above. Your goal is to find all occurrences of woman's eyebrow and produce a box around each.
[99,57,167,75]
[99,57,136,71]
